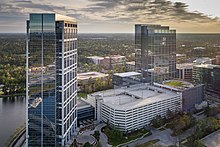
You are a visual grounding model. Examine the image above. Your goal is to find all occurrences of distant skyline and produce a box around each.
[0,0,220,33]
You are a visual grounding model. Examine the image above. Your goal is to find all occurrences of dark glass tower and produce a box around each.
[135,24,176,83]
[193,64,220,98]
[26,13,77,146]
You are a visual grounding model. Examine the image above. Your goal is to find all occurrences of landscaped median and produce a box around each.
[101,125,152,147]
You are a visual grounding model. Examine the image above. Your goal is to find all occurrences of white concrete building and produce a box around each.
[126,61,135,71]
[86,84,182,132]
[193,57,212,64]
[87,56,105,65]
[78,71,108,83]
[176,63,194,81]
[113,72,142,88]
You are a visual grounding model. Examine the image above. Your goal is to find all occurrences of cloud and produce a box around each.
[0,3,23,14]
[82,0,219,24]
[0,0,220,33]
[14,0,32,3]
[16,1,66,12]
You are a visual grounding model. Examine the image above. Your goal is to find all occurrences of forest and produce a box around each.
[0,34,26,95]
[0,33,220,95]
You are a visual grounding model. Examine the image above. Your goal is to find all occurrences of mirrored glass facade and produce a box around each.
[26,13,77,146]
[135,24,176,83]
[193,65,220,98]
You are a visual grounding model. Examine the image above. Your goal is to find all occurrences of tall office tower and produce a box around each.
[26,13,77,146]
[135,24,176,83]
[193,64,220,98]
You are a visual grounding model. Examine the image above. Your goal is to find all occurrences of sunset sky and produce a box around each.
[0,0,220,33]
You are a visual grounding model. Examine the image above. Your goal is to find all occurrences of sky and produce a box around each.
[0,0,220,33]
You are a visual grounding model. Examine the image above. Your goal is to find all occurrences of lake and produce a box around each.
[0,97,26,146]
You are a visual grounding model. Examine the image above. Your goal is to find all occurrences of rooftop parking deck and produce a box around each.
[90,84,179,110]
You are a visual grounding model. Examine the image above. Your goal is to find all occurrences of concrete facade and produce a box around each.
[86,84,182,132]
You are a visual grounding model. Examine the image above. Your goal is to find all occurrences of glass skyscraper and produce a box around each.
[26,13,77,146]
[135,24,176,83]
[193,64,220,98]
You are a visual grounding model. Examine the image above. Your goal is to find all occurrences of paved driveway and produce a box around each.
[202,130,220,147]
[75,123,111,147]
[76,131,95,145]
[95,123,112,147]
[123,127,177,147]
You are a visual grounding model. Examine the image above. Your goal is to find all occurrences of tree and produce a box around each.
[189,117,220,145]
[94,78,102,91]
[193,140,206,147]
[181,114,193,129]
[84,77,93,93]
[84,63,89,72]
[0,65,25,95]
[205,106,220,117]
[94,130,100,141]
[112,128,123,142]
[83,142,92,147]
[166,109,178,120]
[169,114,193,134]
[206,117,220,133]
[97,142,102,147]
[71,139,77,147]
[106,75,112,88]
[151,115,166,128]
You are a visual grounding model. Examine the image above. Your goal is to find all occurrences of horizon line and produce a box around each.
[1,32,220,34]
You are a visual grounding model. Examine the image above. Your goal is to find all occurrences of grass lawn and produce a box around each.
[135,139,160,147]
[78,92,88,98]
[103,126,151,146]
[165,81,185,87]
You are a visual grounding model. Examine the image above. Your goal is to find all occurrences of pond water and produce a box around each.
[0,97,26,146]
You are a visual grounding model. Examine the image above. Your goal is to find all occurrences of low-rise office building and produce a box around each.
[78,72,109,86]
[212,55,220,65]
[113,72,142,88]
[88,55,126,70]
[192,47,206,57]
[193,57,212,64]
[102,55,126,69]
[176,54,187,63]
[86,84,182,132]
[176,63,194,81]
[87,56,105,65]
[78,71,110,93]
[126,61,135,71]
[77,99,95,127]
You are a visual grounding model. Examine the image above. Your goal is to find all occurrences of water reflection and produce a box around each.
[0,97,26,146]
[2,96,25,103]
